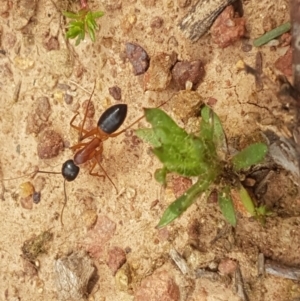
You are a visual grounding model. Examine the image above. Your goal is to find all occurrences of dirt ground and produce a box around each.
[1,0,300,300]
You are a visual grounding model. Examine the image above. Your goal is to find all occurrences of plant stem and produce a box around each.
[253,22,291,47]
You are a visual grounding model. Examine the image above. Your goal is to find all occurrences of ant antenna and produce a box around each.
[60,179,67,226]
[79,81,97,141]
[3,169,61,181]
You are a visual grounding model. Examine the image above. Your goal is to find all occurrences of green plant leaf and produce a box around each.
[75,30,85,45]
[154,168,168,185]
[86,16,97,31]
[200,106,214,141]
[87,25,96,42]
[201,105,227,156]
[66,27,82,39]
[139,108,220,177]
[152,139,209,177]
[157,170,218,228]
[63,11,79,19]
[144,108,188,141]
[136,128,161,147]
[69,20,85,27]
[238,185,256,216]
[218,186,236,226]
[232,143,268,171]
[64,9,104,45]
[157,172,216,228]
[92,11,105,19]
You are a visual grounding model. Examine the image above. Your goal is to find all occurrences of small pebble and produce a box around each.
[241,43,252,52]
[64,93,73,104]
[150,16,163,29]
[19,181,35,198]
[125,42,150,75]
[37,130,64,159]
[32,191,41,204]
[109,86,122,100]
[82,99,95,118]
[57,83,70,91]
[172,60,205,90]
[143,52,177,91]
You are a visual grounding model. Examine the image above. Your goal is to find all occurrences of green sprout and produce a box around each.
[63,9,104,45]
[136,105,268,228]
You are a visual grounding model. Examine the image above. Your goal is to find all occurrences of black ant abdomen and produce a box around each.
[62,159,80,182]
[97,104,128,134]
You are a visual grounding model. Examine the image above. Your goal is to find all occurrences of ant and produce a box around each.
[5,82,173,225]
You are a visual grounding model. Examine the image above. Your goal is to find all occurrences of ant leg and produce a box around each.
[89,148,118,192]
[71,82,97,141]
[89,160,105,179]
[70,112,89,135]
[69,141,89,151]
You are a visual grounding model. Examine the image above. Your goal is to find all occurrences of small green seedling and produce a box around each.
[63,9,104,45]
[136,106,268,228]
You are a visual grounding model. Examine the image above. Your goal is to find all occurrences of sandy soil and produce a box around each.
[1,0,300,300]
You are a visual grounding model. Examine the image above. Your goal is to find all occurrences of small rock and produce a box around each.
[172,60,205,90]
[207,97,218,106]
[26,114,47,135]
[57,83,70,91]
[43,36,59,51]
[82,209,98,229]
[55,251,95,301]
[34,176,46,192]
[20,196,33,210]
[36,97,51,122]
[143,52,177,91]
[109,86,122,100]
[183,245,215,269]
[87,215,116,258]
[218,258,238,275]
[19,181,35,198]
[241,43,252,52]
[115,263,131,291]
[32,191,41,204]
[14,56,34,70]
[279,33,292,47]
[107,247,126,275]
[150,16,164,29]
[134,270,180,301]
[125,42,150,75]
[211,5,246,48]
[275,47,292,77]
[22,231,53,262]
[171,176,192,198]
[172,90,203,123]
[82,99,95,118]
[64,93,73,104]
[37,130,64,159]
[121,13,137,33]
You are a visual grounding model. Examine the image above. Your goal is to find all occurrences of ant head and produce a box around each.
[62,159,80,182]
[97,104,127,134]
